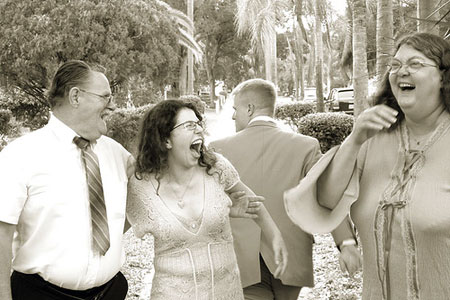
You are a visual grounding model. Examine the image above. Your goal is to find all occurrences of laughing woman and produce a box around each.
[126,100,287,300]
[285,32,450,299]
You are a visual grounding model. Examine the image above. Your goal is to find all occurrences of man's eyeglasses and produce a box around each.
[78,88,114,105]
[387,59,438,74]
[171,120,205,131]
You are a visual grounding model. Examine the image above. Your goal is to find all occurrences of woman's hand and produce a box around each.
[229,191,264,219]
[348,104,398,146]
[271,231,288,278]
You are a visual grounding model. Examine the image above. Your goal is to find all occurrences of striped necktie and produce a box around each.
[73,136,110,255]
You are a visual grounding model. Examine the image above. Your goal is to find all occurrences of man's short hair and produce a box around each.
[47,60,104,108]
[232,79,276,112]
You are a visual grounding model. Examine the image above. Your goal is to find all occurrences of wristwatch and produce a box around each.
[338,239,357,251]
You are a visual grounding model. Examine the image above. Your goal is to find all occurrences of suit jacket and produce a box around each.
[210,120,353,288]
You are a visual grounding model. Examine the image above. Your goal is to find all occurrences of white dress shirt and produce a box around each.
[0,115,132,290]
[248,115,277,125]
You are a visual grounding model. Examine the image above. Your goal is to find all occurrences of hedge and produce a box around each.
[105,104,153,156]
[0,109,12,135]
[275,102,316,130]
[297,112,354,153]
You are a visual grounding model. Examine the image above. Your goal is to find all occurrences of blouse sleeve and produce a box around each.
[126,176,150,239]
[212,152,240,191]
[284,143,368,234]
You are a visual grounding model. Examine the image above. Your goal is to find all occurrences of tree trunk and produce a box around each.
[314,0,324,112]
[376,0,394,82]
[341,0,353,84]
[179,54,188,96]
[264,30,278,88]
[307,45,315,87]
[417,0,440,34]
[352,0,369,117]
[294,0,305,101]
[187,0,194,94]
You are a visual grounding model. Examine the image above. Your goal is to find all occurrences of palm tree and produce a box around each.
[236,0,289,86]
[159,1,203,96]
[417,0,440,34]
[376,0,393,82]
[351,0,369,117]
[314,0,325,112]
[293,0,306,100]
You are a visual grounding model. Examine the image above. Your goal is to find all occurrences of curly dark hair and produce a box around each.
[373,32,450,130]
[135,100,217,181]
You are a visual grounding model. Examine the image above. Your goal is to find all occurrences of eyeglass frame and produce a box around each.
[171,120,205,131]
[78,88,114,105]
[387,59,439,75]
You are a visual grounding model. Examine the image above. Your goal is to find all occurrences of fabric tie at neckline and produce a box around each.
[73,136,110,256]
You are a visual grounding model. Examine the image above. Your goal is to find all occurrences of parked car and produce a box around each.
[303,87,316,103]
[327,87,354,114]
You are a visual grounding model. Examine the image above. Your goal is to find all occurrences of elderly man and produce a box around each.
[0,60,133,300]
[210,78,361,300]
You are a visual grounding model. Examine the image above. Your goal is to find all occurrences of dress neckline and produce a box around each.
[149,173,206,235]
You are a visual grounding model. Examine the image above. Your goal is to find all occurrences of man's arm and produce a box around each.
[0,221,15,300]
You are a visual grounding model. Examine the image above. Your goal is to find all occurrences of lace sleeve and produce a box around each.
[212,152,240,191]
[126,176,150,239]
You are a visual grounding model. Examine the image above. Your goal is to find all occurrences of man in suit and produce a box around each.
[210,78,361,300]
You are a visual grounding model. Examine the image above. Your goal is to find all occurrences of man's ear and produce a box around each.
[247,103,255,116]
[68,87,80,108]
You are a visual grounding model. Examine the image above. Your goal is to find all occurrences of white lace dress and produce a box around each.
[126,153,244,300]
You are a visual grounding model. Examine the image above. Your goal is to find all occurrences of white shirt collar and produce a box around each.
[48,113,98,147]
[48,113,79,145]
[248,115,276,125]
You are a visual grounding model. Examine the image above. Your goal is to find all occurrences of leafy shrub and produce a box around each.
[0,134,9,151]
[297,112,354,153]
[179,95,207,115]
[0,109,12,134]
[275,102,316,130]
[0,89,49,130]
[105,104,154,156]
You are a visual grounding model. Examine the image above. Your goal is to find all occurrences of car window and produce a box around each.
[337,90,353,100]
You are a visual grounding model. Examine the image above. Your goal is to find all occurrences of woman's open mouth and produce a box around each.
[190,138,203,157]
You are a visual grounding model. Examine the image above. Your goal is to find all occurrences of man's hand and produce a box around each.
[338,244,362,277]
[272,233,288,279]
[229,191,264,219]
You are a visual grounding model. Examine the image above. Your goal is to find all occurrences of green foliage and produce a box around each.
[0,0,180,110]
[0,89,49,130]
[105,104,153,156]
[275,102,316,129]
[179,95,206,115]
[0,109,12,134]
[297,112,354,153]
[195,0,251,89]
[113,77,163,108]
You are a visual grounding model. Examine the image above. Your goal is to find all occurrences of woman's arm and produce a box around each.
[317,105,398,209]
[226,181,288,278]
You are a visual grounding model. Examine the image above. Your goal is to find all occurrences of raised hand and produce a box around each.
[349,104,398,146]
[229,191,264,219]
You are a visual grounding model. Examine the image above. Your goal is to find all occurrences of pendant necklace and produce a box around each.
[409,131,432,148]
[168,170,195,209]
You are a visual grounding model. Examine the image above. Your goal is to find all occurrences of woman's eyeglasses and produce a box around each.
[171,120,205,131]
[387,59,438,74]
